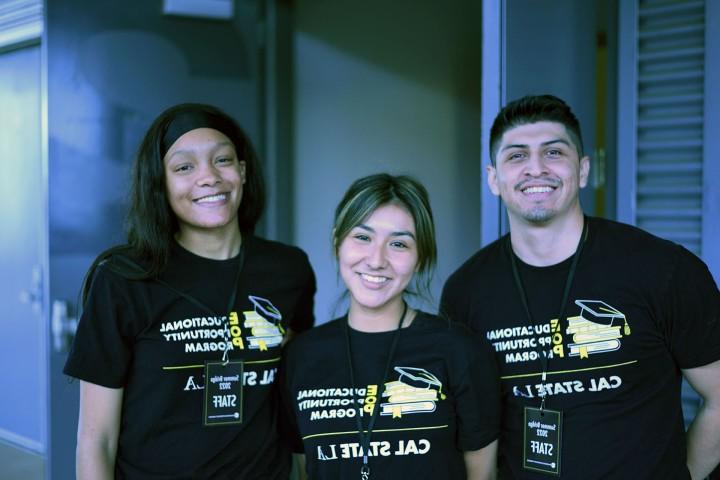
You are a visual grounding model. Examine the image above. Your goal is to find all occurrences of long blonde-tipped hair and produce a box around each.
[332,173,437,301]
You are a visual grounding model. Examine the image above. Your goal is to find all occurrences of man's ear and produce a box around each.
[487,163,501,196]
[579,155,590,189]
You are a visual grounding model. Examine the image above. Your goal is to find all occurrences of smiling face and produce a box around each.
[164,128,246,239]
[487,121,589,226]
[338,203,419,317]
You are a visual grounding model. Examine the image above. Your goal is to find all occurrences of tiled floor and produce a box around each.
[0,440,44,480]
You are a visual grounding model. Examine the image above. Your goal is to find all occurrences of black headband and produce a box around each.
[161,110,237,158]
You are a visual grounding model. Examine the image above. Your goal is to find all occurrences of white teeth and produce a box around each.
[523,186,553,194]
[196,194,226,203]
[360,273,388,284]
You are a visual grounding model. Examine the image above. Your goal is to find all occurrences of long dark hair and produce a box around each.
[81,103,265,303]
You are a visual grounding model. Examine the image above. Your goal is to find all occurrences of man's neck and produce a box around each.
[508,212,585,267]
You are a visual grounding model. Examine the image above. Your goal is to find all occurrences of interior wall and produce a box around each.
[292,0,482,321]
[46,1,262,477]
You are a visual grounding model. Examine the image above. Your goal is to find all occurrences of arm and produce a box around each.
[293,453,307,480]
[464,439,498,480]
[76,381,124,480]
[683,358,720,480]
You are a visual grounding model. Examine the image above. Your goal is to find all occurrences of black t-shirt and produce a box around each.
[64,236,316,479]
[441,217,720,479]
[280,312,501,480]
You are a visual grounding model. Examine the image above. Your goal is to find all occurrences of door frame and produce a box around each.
[0,0,48,463]
[480,0,505,246]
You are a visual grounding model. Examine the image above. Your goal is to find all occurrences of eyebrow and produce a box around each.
[166,141,235,161]
[500,138,571,152]
[356,224,416,239]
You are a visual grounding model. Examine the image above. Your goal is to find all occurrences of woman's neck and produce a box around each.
[175,225,243,260]
[347,299,414,333]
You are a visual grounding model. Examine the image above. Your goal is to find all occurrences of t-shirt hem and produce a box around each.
[678,347,720,370]
[62,364,125,389]
[458,431,500,452]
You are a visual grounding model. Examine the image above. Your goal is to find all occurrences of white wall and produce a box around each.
[293,1,482,322]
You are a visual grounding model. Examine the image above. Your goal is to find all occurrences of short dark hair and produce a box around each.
[489,94,584,165]
[332,173,437,300]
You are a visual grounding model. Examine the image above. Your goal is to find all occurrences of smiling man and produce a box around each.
[441,95,720,479]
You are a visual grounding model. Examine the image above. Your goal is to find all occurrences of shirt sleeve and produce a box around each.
[451,326,501,451]
[440,271,467,326]
[663,246,720,369]
[288,252,316,334]
[63,265,136,388]
[277,346,306,454]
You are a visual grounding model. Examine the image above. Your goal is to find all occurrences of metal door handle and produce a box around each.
[51,300,78,353]
[19,265,43,314]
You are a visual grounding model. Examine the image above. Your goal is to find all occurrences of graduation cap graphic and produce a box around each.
[380,367,446,418]
[249,295,282,323]
[395,367,444,391]
[575,300,630,333]
[566,300,630,359]
[243,295,283,351]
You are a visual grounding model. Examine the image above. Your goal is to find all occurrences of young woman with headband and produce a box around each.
[64,103,315,479]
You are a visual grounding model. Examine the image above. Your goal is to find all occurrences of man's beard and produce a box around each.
[522,206,556,223]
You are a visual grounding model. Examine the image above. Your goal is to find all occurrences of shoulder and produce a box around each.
[411,312,493,369]
[587,217,701,268]
[586,217,719,295]
[79,249,154,327]
[86,246,147,288]
[247,236,312,268]
[412,312,480,344]
[245,236,315,286]
[443,236,508,295]
[588,217,679,253]
[285,318,344,353]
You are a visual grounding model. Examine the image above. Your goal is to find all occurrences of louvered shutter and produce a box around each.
[619,0,706,255]
[618,0,720,430]
[0,0,43,49]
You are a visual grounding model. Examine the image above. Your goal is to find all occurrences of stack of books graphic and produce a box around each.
[380,367,441,416]
[243,311,282,350]
[566,300,628,358]
[243,296,283,350]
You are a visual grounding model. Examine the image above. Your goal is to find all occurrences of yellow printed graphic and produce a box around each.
[566,300,630,359]
[228,311,245,349]
[243,296,284,350]
[380,367,445,418]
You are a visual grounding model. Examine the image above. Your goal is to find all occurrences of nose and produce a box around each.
[196,160,222,186]
[365,242,387,270]
[524,151,549,176]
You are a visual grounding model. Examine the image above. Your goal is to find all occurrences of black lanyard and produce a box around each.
[117,244,245,364]
[508,219,588,411]
[344,302,407,480]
